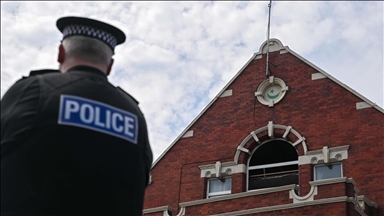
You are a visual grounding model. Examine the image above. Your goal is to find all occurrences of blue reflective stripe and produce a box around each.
[58,95,138,144]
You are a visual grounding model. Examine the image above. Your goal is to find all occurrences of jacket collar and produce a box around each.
[67,65,107,78]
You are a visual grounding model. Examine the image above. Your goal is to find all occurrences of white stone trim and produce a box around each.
[250,131,261,144]
[179,184,298,207]
[176,207,186,216]
[291,177,358,204]
[255,54,262,59]
[289,186,317,203]
[282,126,292,139]
[292,137,305,147]
[255,76,289,107]
[215,161,222,178]
[143,205,173,216]
[298,145,349,165]
[268,121,274,138]
[220,89,233,98]
[311,73,327,80]
[357,195,379,209]
[309,177,349,186]
[280,49,288,54]
[199,161,246,178]
[259,38,284,53]
[234,122,308,164]
[237,146,251,155]
[148,174,152,185]
[182,130,193,138]
[354,203,367,216]
[356,102,372,110]
[358,197,366,210]
[176,177,375,216]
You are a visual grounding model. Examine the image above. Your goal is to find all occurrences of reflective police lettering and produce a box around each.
[58,95,138,144]
[112,112,123,132]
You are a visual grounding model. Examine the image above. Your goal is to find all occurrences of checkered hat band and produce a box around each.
[62,24,118,49]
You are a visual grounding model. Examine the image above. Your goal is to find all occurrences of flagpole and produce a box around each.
[266,0,272,77]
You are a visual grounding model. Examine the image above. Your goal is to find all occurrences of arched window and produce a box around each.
[248,140,298,190]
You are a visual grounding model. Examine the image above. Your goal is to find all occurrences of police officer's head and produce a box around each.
[56,16,126,76]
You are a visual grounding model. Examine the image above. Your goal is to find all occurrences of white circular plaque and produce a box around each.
[255,76,288,107]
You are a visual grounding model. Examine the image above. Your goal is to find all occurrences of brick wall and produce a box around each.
[247,203,347,216]
[143,49,384,215]
[186,202,347,216]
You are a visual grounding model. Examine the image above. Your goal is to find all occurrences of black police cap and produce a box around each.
[56,16,126,52]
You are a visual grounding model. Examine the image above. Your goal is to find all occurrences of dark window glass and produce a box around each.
[315,163,342,180]
[248,140,298,190]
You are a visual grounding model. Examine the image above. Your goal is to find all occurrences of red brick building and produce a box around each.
[142,39,383,216]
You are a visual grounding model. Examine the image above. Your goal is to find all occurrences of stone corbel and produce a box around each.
[215,161,222,179]
[298,145,349,165]
[322,146,330,164]
[176,207,185,216]
[199,161,246,178]
[289,186,318,203]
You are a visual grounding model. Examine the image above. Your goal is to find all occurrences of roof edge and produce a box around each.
[285,47,384,114]
[151,41,384,169]
[151,53,260,169]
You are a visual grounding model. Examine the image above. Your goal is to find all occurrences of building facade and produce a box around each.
[142,39,383,216]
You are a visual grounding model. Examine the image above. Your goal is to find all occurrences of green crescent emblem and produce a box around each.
[267,89,280,99]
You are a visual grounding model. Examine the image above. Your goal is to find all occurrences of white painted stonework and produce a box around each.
[311,73,327,80]
[298,145,349,165]
[356,102,372,110]
[234,121,308,164]
[280,49,288,54]
[199,161,246,178]
[143,205,173,216]
[255,54,262,59]
[289,186,318,203]
[260,38,284,53]
[182,130,193,138]
[255,76,289,107]
[220,89,233,98]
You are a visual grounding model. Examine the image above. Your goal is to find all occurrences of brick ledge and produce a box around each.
[210,196,362,216]
[143,205,173,215]
[179,184,298,207]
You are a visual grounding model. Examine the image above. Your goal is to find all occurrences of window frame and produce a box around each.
[206,177,232,198]
[247,139,299,191]
[314,162,343,181]
[248,160,298,170]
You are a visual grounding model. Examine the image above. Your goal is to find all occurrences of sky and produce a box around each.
[1,1,383,161]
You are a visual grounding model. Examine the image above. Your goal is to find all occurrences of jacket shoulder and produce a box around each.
[29,69,61,76]
[19,69,61,81]
[117,87,139,105]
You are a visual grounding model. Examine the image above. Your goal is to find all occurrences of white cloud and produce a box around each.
[1,1,383,160]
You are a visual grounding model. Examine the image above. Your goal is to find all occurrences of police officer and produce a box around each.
[1,16,153,215]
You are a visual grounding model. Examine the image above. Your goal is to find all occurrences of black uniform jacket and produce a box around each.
[1,66,153,216]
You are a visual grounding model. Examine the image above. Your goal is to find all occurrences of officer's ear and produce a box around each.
[106,58,114,76]
[57,44,65,64]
